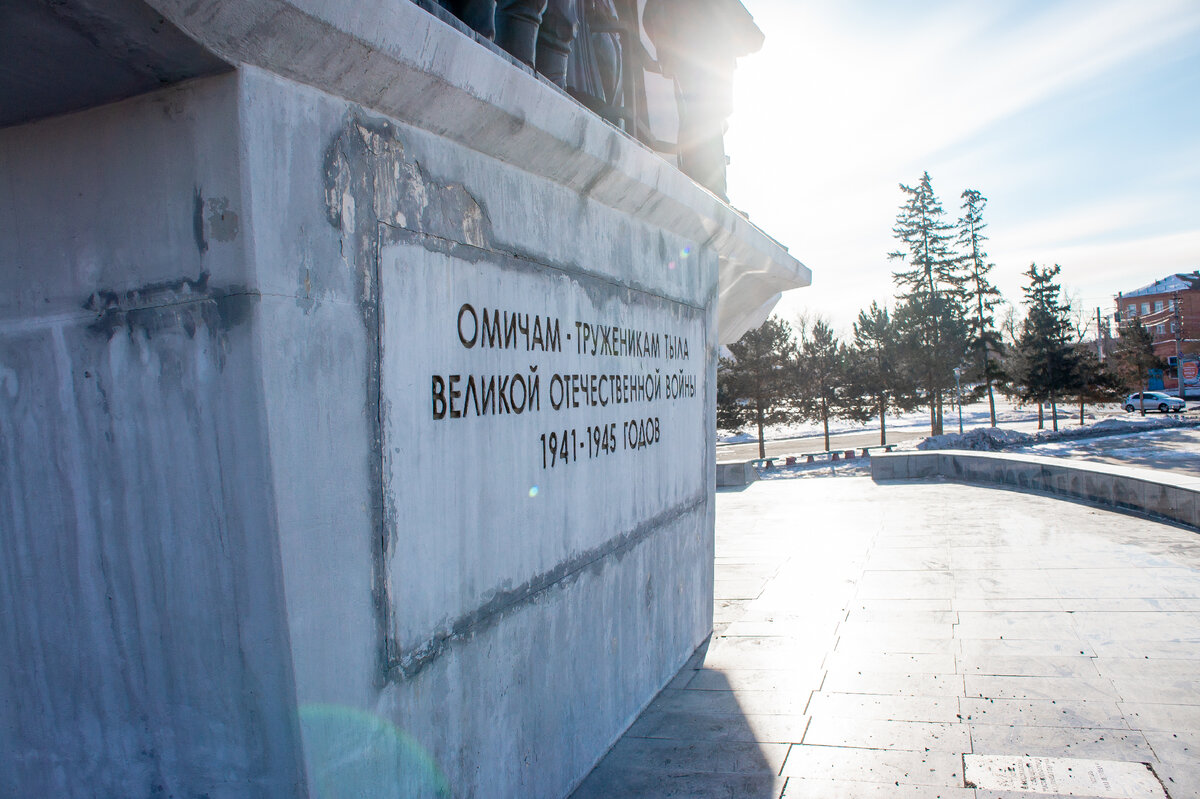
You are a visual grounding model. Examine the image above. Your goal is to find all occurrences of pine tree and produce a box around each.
[717,316,795,458]
[847,302,911,445]
[888,172,966,435]
[891,291,969,436]
[1012,263,1077,431]
[793,317,848,452]
[956,189,1004,426]
[1070,343,1124,424]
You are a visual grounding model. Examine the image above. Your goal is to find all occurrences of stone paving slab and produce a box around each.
[570,477,1200,798]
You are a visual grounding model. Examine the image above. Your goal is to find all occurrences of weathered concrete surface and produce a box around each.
[872,450,1200,530]
[573,477,1200,798]
[0,74,304,797]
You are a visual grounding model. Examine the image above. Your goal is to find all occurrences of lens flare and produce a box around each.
[299,704,451,799]
[528,486,539,498]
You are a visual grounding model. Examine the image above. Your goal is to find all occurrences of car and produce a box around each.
[1124,392,1186,413]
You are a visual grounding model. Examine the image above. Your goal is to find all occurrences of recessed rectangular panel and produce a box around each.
[964,754,1165,797]
[379,237,708,655]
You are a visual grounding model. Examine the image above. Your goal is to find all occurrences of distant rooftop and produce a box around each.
[1122,270,1200,298]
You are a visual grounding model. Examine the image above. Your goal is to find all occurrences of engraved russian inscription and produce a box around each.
[432,301,696,469]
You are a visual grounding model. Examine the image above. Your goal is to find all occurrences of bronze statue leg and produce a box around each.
[496,0,549,66]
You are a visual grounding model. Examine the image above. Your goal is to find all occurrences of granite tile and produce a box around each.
[1082,638,1200,659]
[803,717,971,753]
[964,674,1120,701]
[960,638,1096,658]
[969,723,1153,761]
[780,744,965,786]
[826,651,957,675]
[1119,702,1200,732]
[953,597,1063,612]
[823,671,965,697]
[956,655,1102,678]
[1141,730,1200,765]
[954,610,1080,639]
[856,570,956,600]
[626,709,811,745]
[598,736,789,774]
[648,688,807,716]
[1152,762,1200,799]
[835,635,959,655]
[836,620,955,640]
[960,697,1128,729]
[806,692,960,723]
[686,667,824,694]
[781,777,975,798]
[572,766,787,799]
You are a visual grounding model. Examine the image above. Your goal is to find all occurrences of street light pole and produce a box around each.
[953,367,964,434]
[1174,291,1184,402]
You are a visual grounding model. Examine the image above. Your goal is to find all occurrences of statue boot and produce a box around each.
[535,0,578,88]
[496,0,548,66]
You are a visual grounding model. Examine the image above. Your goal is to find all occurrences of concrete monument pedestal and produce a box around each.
[0,2,808,796]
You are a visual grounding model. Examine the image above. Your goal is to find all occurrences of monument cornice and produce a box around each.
[143,0,810,342]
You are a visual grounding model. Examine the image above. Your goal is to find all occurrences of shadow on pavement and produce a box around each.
[570,638,786,799]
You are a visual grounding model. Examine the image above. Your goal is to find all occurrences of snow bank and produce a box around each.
[918,416,1200,452]
[917,427,1032,451]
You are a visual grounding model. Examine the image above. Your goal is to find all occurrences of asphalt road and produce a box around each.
[715,428,928,460]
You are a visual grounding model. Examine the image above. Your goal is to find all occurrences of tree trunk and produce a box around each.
[822,399,830,452]
[756,406,765,459]
[1037,403,1044,430]
[879,399,887,445]
[1050,394,1059,432]
[987,380,997,427]
[934,388,944,436]
[1079,397,1085,426]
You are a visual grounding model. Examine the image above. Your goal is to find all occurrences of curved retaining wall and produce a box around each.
[871,450,1200,531]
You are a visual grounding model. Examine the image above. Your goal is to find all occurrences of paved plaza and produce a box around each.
[573,476,1200,798]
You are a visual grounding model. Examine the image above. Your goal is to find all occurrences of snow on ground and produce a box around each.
[717,398,1109,445]
[1014,427,1200,477]
[739,398,1200,481]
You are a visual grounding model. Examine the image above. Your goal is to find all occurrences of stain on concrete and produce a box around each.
[297,267,316,314]
[192,189,240,253]
[193,188,208,254]
[82,272,253,357]
[204,197,239,242]
[0,364,17,399]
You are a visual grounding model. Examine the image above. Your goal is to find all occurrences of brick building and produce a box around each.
[1116,270,1200,393]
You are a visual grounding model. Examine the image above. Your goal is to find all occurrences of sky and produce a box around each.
[724,0,1200,337]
